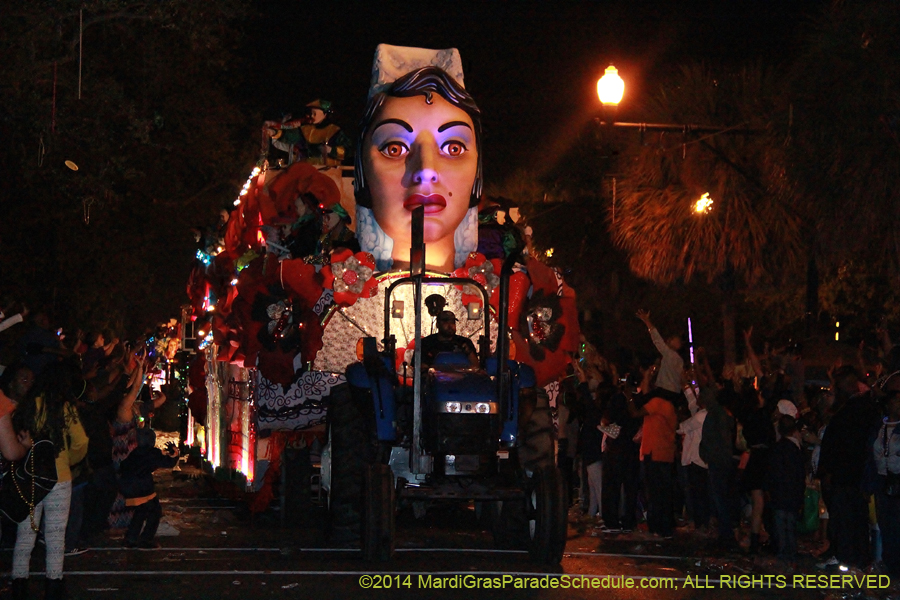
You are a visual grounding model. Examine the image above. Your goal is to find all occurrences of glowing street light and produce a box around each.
[693,192,714,214]
[597,65,625,106]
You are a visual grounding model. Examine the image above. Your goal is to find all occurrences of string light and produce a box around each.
[197,330,214,350]
[233,166,262,207]
[196,250,212,266]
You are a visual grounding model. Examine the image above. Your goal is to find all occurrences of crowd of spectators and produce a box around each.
[4,295,900,590]
[559,310,900,578]
[0,301,177,599]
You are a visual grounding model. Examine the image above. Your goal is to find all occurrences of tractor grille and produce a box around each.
[429,413,498,455]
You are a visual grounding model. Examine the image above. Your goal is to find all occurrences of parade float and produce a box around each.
[183,46,580,535]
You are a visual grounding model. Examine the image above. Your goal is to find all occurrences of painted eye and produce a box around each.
[441,141,467,157]
[379,142,408,158]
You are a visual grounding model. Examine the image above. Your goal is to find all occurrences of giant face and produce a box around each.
[362,94,477,271]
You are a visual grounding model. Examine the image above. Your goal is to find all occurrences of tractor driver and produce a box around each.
[420,310,479,368]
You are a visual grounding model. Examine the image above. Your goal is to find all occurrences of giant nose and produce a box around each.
[406,136,439,187]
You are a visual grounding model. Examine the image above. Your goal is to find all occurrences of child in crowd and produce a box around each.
[118,428,179,548]
[766,415,806,563]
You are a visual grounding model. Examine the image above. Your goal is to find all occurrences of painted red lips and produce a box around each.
[403,194,447,214]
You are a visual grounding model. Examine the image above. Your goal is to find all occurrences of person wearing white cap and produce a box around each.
[776,398,799,419]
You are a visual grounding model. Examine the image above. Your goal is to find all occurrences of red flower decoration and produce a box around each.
[322,249,378,307]
[452,253,501,308]
[509,257,581,387]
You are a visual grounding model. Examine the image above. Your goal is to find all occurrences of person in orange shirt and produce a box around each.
[627,371,677,539]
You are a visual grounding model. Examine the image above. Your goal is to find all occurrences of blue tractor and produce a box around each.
[321,208,567,563]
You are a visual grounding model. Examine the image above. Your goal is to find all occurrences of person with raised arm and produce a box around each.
[635,309,684,403]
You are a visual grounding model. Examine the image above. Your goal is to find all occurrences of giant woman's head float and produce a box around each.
[354,45,482,272]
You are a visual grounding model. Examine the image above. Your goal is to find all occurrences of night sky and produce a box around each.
[243,0,825,182]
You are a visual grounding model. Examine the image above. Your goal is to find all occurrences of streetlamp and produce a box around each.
[596,65,624,131]
[595,66,762,135]
[597,65,624,106]
[693,192,714,214]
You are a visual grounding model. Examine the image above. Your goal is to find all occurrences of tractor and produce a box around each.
[320,207,567,563]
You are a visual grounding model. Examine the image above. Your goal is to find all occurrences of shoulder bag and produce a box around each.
[0,439,59,530]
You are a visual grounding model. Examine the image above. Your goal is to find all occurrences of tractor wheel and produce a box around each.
[491,498,528,550]
[326,383,367,544]
[474,500,497,531]
[524,465,568,564]
[362,463,395,561]
[517,387,555,473]
[493,388,559,552]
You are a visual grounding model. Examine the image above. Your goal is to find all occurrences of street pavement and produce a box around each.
[1,465,896,599]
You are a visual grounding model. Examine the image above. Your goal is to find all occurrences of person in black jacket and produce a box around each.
[818,366,881,569]
[767,415,806,563]
[118,428,179,548]
[600,373,642,533]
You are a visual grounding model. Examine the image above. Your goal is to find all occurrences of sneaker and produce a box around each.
[816,556,839,570]
[600,526,622,534]
[64,547,89,556]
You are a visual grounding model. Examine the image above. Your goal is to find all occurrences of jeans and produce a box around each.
[125,496,162,544]
[876,491,900,576]
[557,439,576,506]
[773,509,798,561]
[602,448,640,529]
[826,484,870,568]
[643,460,674,536]
[687,463,710,528]
[708,461,734,543]
[13,480,71,580]
[586,461,603,518]
[81,465,117,540]
[65,481,87,550]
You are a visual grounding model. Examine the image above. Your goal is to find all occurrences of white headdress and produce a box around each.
[368,44,465,98]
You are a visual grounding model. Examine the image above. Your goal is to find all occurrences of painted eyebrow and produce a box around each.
[438,121,472,133]
[372,118,413,133]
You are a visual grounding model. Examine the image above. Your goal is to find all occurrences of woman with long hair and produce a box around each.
[11,362,88,600]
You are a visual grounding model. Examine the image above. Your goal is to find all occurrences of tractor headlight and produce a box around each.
[446,402,461,413]
[475,402,490,414]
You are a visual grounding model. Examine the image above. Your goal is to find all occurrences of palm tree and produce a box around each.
[785,0,900,328]
[612,63,804,366]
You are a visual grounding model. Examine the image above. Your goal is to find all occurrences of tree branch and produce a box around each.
[68,8,154,51]
[25,7,156,70]
[698,139,768,197]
